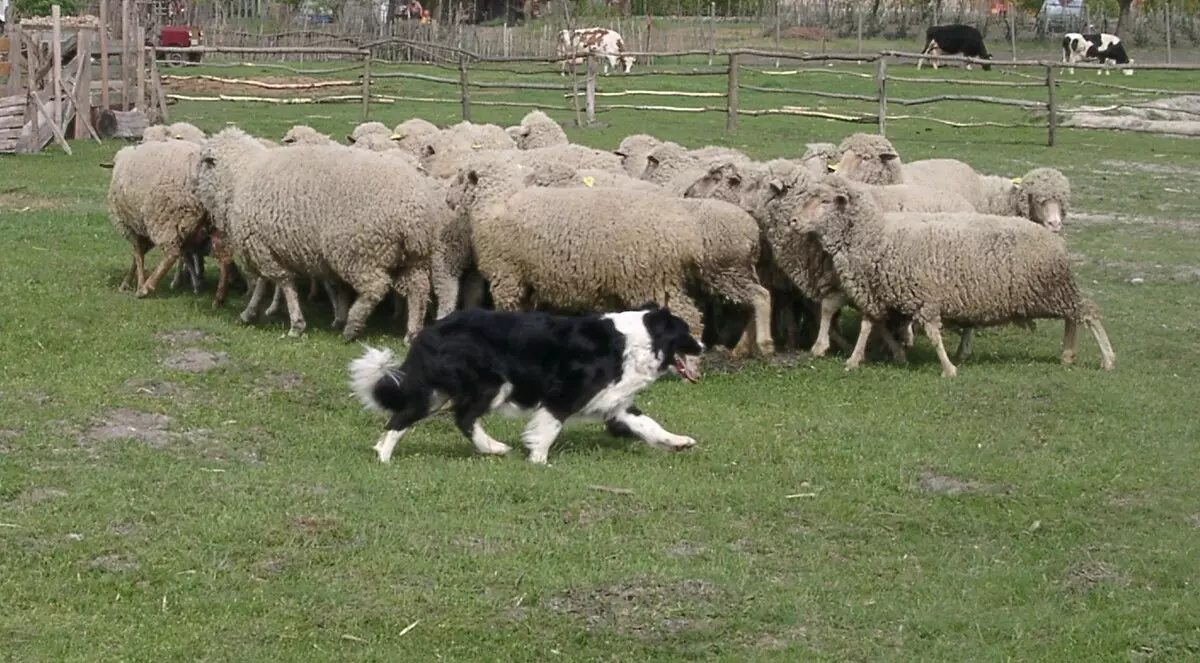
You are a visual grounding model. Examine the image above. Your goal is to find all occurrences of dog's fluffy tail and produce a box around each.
[348,345,401,413]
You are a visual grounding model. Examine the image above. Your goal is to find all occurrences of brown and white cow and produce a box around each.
[556,27,635,76]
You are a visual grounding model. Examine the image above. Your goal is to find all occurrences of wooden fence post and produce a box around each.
[361,49,371,121]
[458,54,470,122]
[1046,65,1057,147]
[5,18,21,95]
[52,5,63,128]
[876,55,888,136]
[99,0,110,109]
[74,29,93,139]
[725,51,739,133]
[585,53,596,125]
[136,35,146,111]
[120,0,130,110]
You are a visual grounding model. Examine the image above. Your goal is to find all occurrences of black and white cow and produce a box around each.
[917,24,993,72]
[1061,32,1133,76]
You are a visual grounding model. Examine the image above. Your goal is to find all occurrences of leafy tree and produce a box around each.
[13,0,84,17]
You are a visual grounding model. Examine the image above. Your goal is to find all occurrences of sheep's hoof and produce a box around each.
[287,326,306,338]
[341,327,363,342]
[331,318,347,330]
[940,366,958,378]
[1101,359,1116,371]
[264,305,281,317]
[810,342,830,358]
[757,342,775,357]
[211,298,225,309]
[1060,352,1076,366]
[134,287,154,299]
[843,360,861,372]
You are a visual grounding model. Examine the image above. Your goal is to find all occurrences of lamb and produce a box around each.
[789,174,1116,377]
[280,125,334,145]
[613,133,663,178]
[107,139,214,300]
[446,154,707,336]
[830,133,903,185]
[527,162,773,357]
[193,127,443,342]
[347,121,391,144]
[506,109,570,150]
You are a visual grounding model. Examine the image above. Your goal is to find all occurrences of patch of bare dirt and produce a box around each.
[12,486,69,505]
[88,554,140,573]
[0,429,19,454]
[0,187,60,212]
[251,556,288,578]
[1062,559,1129,594]
[153,329,218,345]
[253,370,315,403]
[665,542,707,558]
[745,626,811,651]
[1099,159,1200,176]
[1070,210,1200,231]
[1187,514,1200,528]
[546,577,724,639]
[454,536,506,555]
[78,409,175,448]
[161,347,229,373]
[106,522,140,537]
[913,470,1009,496]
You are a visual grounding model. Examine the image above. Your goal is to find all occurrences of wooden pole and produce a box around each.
[458,54,470,121]
[52,5,63,129]
[74,30,94,139]
[725,51,738,133]
[585,54,596,125]
[150,52,169,122]
[1046,65,1057,147]
[120,0,130,110]
[99,0,110,109]
[27,34,40,148]
[773,0,780,68]
[1165,1,1172,64]
[30,91,72,154]
[360,50,371,120]
[708,1,715,67]
[876,55,887,136]
[1009,2,1017,61]
[856,6,863,55]
[136,34,146,110]
[6,21,21,95]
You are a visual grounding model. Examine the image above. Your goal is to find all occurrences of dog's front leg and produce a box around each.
[522,408,564,464]
[608,406,696,452]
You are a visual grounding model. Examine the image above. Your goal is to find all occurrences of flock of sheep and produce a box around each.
[105,110,1116,378]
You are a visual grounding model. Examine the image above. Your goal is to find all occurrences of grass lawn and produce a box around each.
[2,54,1200,661]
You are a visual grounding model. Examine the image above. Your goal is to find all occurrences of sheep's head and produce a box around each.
[1014,167,1069,233]
[683,161,752,207]
[834,133,902,185]
[787,175,860,241]
[640,142,688,183]
[280,125,332,146]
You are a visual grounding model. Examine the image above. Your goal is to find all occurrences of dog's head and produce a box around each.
[637,302,704,383]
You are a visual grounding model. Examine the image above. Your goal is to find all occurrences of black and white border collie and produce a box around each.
[348,304,704,464]
[1061,32,1133,76]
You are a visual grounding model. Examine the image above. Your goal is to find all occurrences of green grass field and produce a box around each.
[3,54,1200,661]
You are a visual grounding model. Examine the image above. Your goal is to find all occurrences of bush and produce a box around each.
[13,0,85,18]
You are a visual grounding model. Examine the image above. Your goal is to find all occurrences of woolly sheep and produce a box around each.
[389,118,442,156]
[445,120,516,150]
[506,109,569,150]
[613,133,663,178]
[141,122,207,144]
[280,125,334,145]
[790,174,1116,377]
[831,133,903,185]
[640,141,749,185]
[446,156,707,335]
[108,140,213,299]
[905,163,1072,233]
[193,127,442,341]
[527,162,773,357]
[798,142,839,176]
[347,121,390,144]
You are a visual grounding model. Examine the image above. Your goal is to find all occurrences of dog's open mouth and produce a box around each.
[675,355,701,383]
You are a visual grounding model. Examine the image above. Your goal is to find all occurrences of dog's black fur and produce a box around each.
[352,303,703,457]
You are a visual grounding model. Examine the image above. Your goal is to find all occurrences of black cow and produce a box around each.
[1061,32,1133,76]
[918,24,993,72]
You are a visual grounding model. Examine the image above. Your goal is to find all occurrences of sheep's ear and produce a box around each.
[466,170,479,186]
[646,155,659,165]
[516,126,531,137]
[767,179,786,196]
[346,135,356,143]
[281,137,294,144]
[423,145,437,157]
[880,153,899,163]
[200,156,216,168]
[834,193,849,210]
[613,149,628,158]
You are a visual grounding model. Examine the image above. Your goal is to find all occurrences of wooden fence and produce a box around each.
[154,41,1200,147]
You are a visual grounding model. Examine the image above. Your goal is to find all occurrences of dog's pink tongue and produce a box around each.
[675,356,701,383]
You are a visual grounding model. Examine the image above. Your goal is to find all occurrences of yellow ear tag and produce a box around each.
[471,143,482,149]
[828,163,840,172]
[1010,177,1023,184]
[389,133,404,140]
[582,176,595,187]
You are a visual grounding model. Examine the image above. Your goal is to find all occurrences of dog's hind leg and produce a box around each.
[523,408,564,465]
[608,406,696,452]
[452,387,511,456]
[375,402,430,463]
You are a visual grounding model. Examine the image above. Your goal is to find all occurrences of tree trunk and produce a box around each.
[1116,0,1133,39]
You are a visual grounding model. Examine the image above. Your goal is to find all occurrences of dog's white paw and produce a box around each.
[480,442,511,456]
[663,435,696,451]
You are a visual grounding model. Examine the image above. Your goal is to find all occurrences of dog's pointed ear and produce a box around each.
[642,304,673,335]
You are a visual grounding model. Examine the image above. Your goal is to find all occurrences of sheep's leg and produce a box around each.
[264,284,285,317]
[922,319,958,378]
[1083,316,1116,371]
[901,321,916,348]
[279,279,308,338]
[739,284,774,357]
[238,276,271,325]
[169,254,188,290]
[136,244,181,298]
[119,256,138,292]
[210,233,233,309]
[810,293,846,357]
[775,294,797,350]
[342,271,392,342]
[130,237,152,293]
[189,252,205,295]
[875,324,908,364]
[306,277,321,302]
[459,271,487,310]
[954,327,975,363]
[1060,318,1078,366]
[431,253,460,319]
[328,281,351,330]
[397,268,432,345]
[844,316,876,371]
[487,273,524,312]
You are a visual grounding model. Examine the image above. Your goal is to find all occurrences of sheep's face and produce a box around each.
[1027,194,1064,233]
[835,149,900,185]
[789,184,849,237]
[682,164,742,202]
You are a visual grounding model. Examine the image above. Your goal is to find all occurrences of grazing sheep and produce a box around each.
[832,133,903,185]
[446,156,707,335]
[790,174,1116,377]
[108,140,212,299]
[280,125,334,145]
[506,109,569,150]
[193,127,441,341]
[347,121,390,144]
[613,133,663,178]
